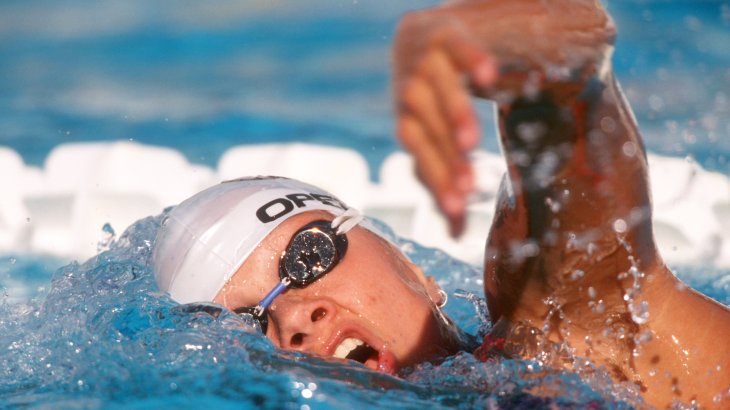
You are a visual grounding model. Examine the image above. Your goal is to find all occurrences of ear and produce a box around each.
[408,261,445,306]
[380,236,446,305]
[424,275,446,306]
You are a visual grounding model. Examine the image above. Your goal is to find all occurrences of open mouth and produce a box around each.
[330,336,398,374]
[333,337,379,365]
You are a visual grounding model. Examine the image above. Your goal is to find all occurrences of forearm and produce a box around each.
[496,72,656,272]
[486,68,660,355]
[394,0,730,406]
[493,71,730,407]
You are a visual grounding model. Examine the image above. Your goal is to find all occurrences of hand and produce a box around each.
[393,9,498,237]
[392,1,615,236]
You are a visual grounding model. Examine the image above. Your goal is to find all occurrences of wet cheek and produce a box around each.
[348,292,377,314]
[380,292,409,330]
[365,293,379,305]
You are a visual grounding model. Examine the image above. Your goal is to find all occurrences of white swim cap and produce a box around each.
[153,176,370,304]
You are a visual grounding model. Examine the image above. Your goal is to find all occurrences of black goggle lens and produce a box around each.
[280,222,346,287]
[233,220,348,335]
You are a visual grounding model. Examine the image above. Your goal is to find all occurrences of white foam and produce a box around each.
[1,142,729,272]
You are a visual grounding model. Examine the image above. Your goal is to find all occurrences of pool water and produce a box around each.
[0,216,646,409]
[1,0,729,408]
[1,0,729,173]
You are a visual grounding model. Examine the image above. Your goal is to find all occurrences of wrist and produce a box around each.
[491,64,615,112]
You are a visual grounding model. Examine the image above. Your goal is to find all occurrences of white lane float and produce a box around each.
[0,142,729,272]
[19,142,215,257]
[0,147,33,251]
[218,143,371,210]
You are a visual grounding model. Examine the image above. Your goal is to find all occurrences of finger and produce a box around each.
[398,115,467,236]
[398,51,476,195]
[398,75,471,190]
[436,27,498,88]
[397,114,452,193]
[398,75,455,160]
[399,74,474,195]
[423,49,481,153]
[413,50,476,193]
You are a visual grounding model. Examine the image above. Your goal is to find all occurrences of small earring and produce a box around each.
[437,289,448,308]
[432,289,450,326]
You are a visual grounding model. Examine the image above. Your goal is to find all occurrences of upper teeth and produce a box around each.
[333,337,364,359]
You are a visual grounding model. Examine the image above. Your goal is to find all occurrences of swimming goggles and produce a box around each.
[234,219,351,334]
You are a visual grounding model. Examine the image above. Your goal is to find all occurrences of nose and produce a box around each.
[270,296,336,351]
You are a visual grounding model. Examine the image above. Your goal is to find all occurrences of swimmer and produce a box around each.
[154,176,465,374]
[393,0,730,408]
[152,1,730,408]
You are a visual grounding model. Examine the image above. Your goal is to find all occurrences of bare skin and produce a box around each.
[214,210,463,375]
[393,0,730,408]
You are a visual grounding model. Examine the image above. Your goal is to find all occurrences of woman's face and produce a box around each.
[214,211,460,374]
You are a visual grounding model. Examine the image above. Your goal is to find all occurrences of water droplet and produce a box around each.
[648,95,664,111]
[587,287,597,299]
[570,269,584,281]
[519,242,540,258]
[587,243,597,255]
[629,300,650,325]
[516,122,547,143]
[600,116,616,133]
[612,219,627,233]
[622,141,637,157]
[97,223,117,253]
[9,258,16,265]
[545,197,556,212]
[634,330,652,344]
[589,299,605,314]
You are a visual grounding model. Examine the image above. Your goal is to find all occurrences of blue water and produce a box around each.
[1,1,729,175]
[1,0,729,408]
[0,216,645,409]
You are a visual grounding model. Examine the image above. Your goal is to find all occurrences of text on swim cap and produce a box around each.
[256,193,347,223]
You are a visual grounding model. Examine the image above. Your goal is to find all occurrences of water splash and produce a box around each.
[0,213,647,408]
[453,290,491,337]
[618,239,650,326]
[96,223,117,253]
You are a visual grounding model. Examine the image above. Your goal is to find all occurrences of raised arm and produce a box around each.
[393,0,612,235]
[393,1,730,407]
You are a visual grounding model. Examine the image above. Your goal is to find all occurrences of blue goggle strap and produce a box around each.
[253,277,291,317]
[250,211,362,318]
